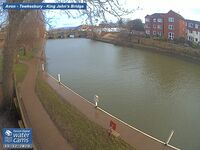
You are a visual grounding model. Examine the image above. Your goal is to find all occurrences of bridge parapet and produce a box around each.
[47,30,87,39]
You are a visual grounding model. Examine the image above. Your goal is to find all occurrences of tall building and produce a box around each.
[145,10,186,40]
[145,13,164,37]
[186,20,200,43]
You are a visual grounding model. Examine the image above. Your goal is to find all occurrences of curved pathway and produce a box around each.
[20,51,73,150]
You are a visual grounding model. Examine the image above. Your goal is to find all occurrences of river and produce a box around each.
[45,38,200,150]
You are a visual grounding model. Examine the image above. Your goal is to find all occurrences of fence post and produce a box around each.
[94,95,99,108]
[58,74,61,83]
[42,64,44,71]
[165,130,174,145]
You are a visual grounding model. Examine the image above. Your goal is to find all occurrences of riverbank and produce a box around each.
[42,70,180,150]
[37,72,135,150]
[93,36,200,63]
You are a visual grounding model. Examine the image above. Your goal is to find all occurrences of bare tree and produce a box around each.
[17,10,45,56]
[0,1,8,30]
[1,0,43,110]
[55,0,135,38]
[1,0,135,110]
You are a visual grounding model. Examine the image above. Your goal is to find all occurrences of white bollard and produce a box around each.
[165,130,174,145]
[58,74,61,83]
[42,64,44,71]
[94,95,99,108]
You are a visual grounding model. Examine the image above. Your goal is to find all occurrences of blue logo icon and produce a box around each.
[2,128,32,149]
[5,130,12,136]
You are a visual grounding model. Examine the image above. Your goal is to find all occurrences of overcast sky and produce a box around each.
[45,0,200,28]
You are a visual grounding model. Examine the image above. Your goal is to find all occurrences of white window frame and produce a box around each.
[145,24,150,28]
[146,30,150,35]
[157,25,162,29]
[195,24,198,29]
[168,17,174,22]
[168,25,174,30]
[157,18,163,23]
[157,32,162,36]
[153,18,157,22]
[168,32,174,40]
[188,23,193,28]
[145,18,150,22]
[188,36,193,41]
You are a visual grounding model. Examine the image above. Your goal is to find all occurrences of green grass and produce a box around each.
[18,48,37,61]
[36,76,136,150]
[14,63,28,83]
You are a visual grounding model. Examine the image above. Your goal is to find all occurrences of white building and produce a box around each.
[186,19,200,43]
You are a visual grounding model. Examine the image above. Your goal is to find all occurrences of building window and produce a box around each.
[153,31,156,35]
[157,18,163,23]
[145,18,150,22]
[153,24,156,28]
[196,31,198,35]
[153,18,157,22]
[168,32,174,40]
[157,25,162,29]
[168,25,174,30]
[146,30,150,35]
[168,17,174,22]
[145,24,150,28]
[157,32,162,36]
[188,23,193,28]
[188,36,193,41]
[195,24,198,29]
[195,38,198,42]
[189,30,192,33]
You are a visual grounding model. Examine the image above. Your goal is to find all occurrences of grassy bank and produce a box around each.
[14,63,28,83]
[94,36,200,63]
[36,75,135,150]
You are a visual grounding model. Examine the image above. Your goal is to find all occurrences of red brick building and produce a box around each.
[145,10,186,40]
[145,13,164,37]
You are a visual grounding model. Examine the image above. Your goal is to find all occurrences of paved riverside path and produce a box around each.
[20,53,73,150]
[44,73,180,150]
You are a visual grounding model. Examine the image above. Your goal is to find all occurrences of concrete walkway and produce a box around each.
[43,72,180,150]
[20,52,73,150]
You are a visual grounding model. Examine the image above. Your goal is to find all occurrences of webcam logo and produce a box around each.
[5,130,12,137]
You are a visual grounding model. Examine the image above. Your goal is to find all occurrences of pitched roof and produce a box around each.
[167,10,184,20]
[145,13,164,18]
[186,19,200,25]
[151,13,165,18]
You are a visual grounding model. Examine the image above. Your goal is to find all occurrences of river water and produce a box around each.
[45,39,200,150]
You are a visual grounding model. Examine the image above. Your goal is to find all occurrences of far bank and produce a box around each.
[92,34,200,63]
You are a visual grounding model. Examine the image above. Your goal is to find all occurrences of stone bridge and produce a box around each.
[47,29,87,39]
